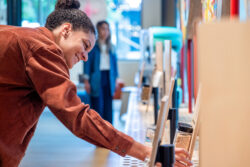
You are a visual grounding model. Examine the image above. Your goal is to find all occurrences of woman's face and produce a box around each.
[98,23,110,41]
[58,24,96,69]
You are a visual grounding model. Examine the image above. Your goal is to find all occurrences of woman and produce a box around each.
[0,0,192,166]
[84,20,117,124]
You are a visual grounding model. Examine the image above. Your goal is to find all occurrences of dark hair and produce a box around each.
[45,0,95,35]
[96,20,111,52]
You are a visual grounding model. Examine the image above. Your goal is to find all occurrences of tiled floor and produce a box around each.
[19,100,126,167]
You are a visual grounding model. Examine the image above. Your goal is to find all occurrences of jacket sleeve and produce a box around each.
[112,45,119,79]
[25,46,134,156]
[83,46,95,80]
[114,53,119,79]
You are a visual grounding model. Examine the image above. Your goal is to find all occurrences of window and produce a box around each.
[22,0,57,27]
[0,0,7,25]
[107,0,142,60]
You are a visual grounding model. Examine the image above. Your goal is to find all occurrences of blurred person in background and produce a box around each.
[84,20,118,124]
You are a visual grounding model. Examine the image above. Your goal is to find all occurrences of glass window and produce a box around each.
[22,0,57,27]
[0,0,7,25]
[107,0,142,60]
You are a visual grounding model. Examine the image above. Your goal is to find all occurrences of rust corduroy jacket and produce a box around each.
[0,25,134,167]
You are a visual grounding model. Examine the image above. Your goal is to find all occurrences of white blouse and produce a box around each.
[99,43,110,70]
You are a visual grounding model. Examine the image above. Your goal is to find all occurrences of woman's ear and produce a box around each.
[61,23,72,39]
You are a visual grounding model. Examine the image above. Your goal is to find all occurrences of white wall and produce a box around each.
[118,60,140,86]
[141,0,162,29]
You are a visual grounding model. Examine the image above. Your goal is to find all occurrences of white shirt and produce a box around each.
[99,43,110,70]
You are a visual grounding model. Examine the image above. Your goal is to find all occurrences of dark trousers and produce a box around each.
[91,70,113,124]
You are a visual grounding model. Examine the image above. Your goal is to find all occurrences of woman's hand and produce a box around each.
[84,80,91,94]
[174,148,193,167]
[127,143,193,167]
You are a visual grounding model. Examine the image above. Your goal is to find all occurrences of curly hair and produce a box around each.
[45,0,95,35]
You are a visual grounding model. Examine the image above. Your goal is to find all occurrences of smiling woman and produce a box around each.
[45,0,96,68]
[0,0,98,166]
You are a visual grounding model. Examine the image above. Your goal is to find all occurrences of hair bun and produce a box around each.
[55,0,80,10]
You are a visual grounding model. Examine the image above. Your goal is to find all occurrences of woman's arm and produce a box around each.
[127,141,151,161]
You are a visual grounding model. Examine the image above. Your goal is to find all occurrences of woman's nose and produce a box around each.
[81,52,88,60]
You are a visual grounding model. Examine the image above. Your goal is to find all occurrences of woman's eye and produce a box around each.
[82,41,87,49]
[82,39,91,51]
